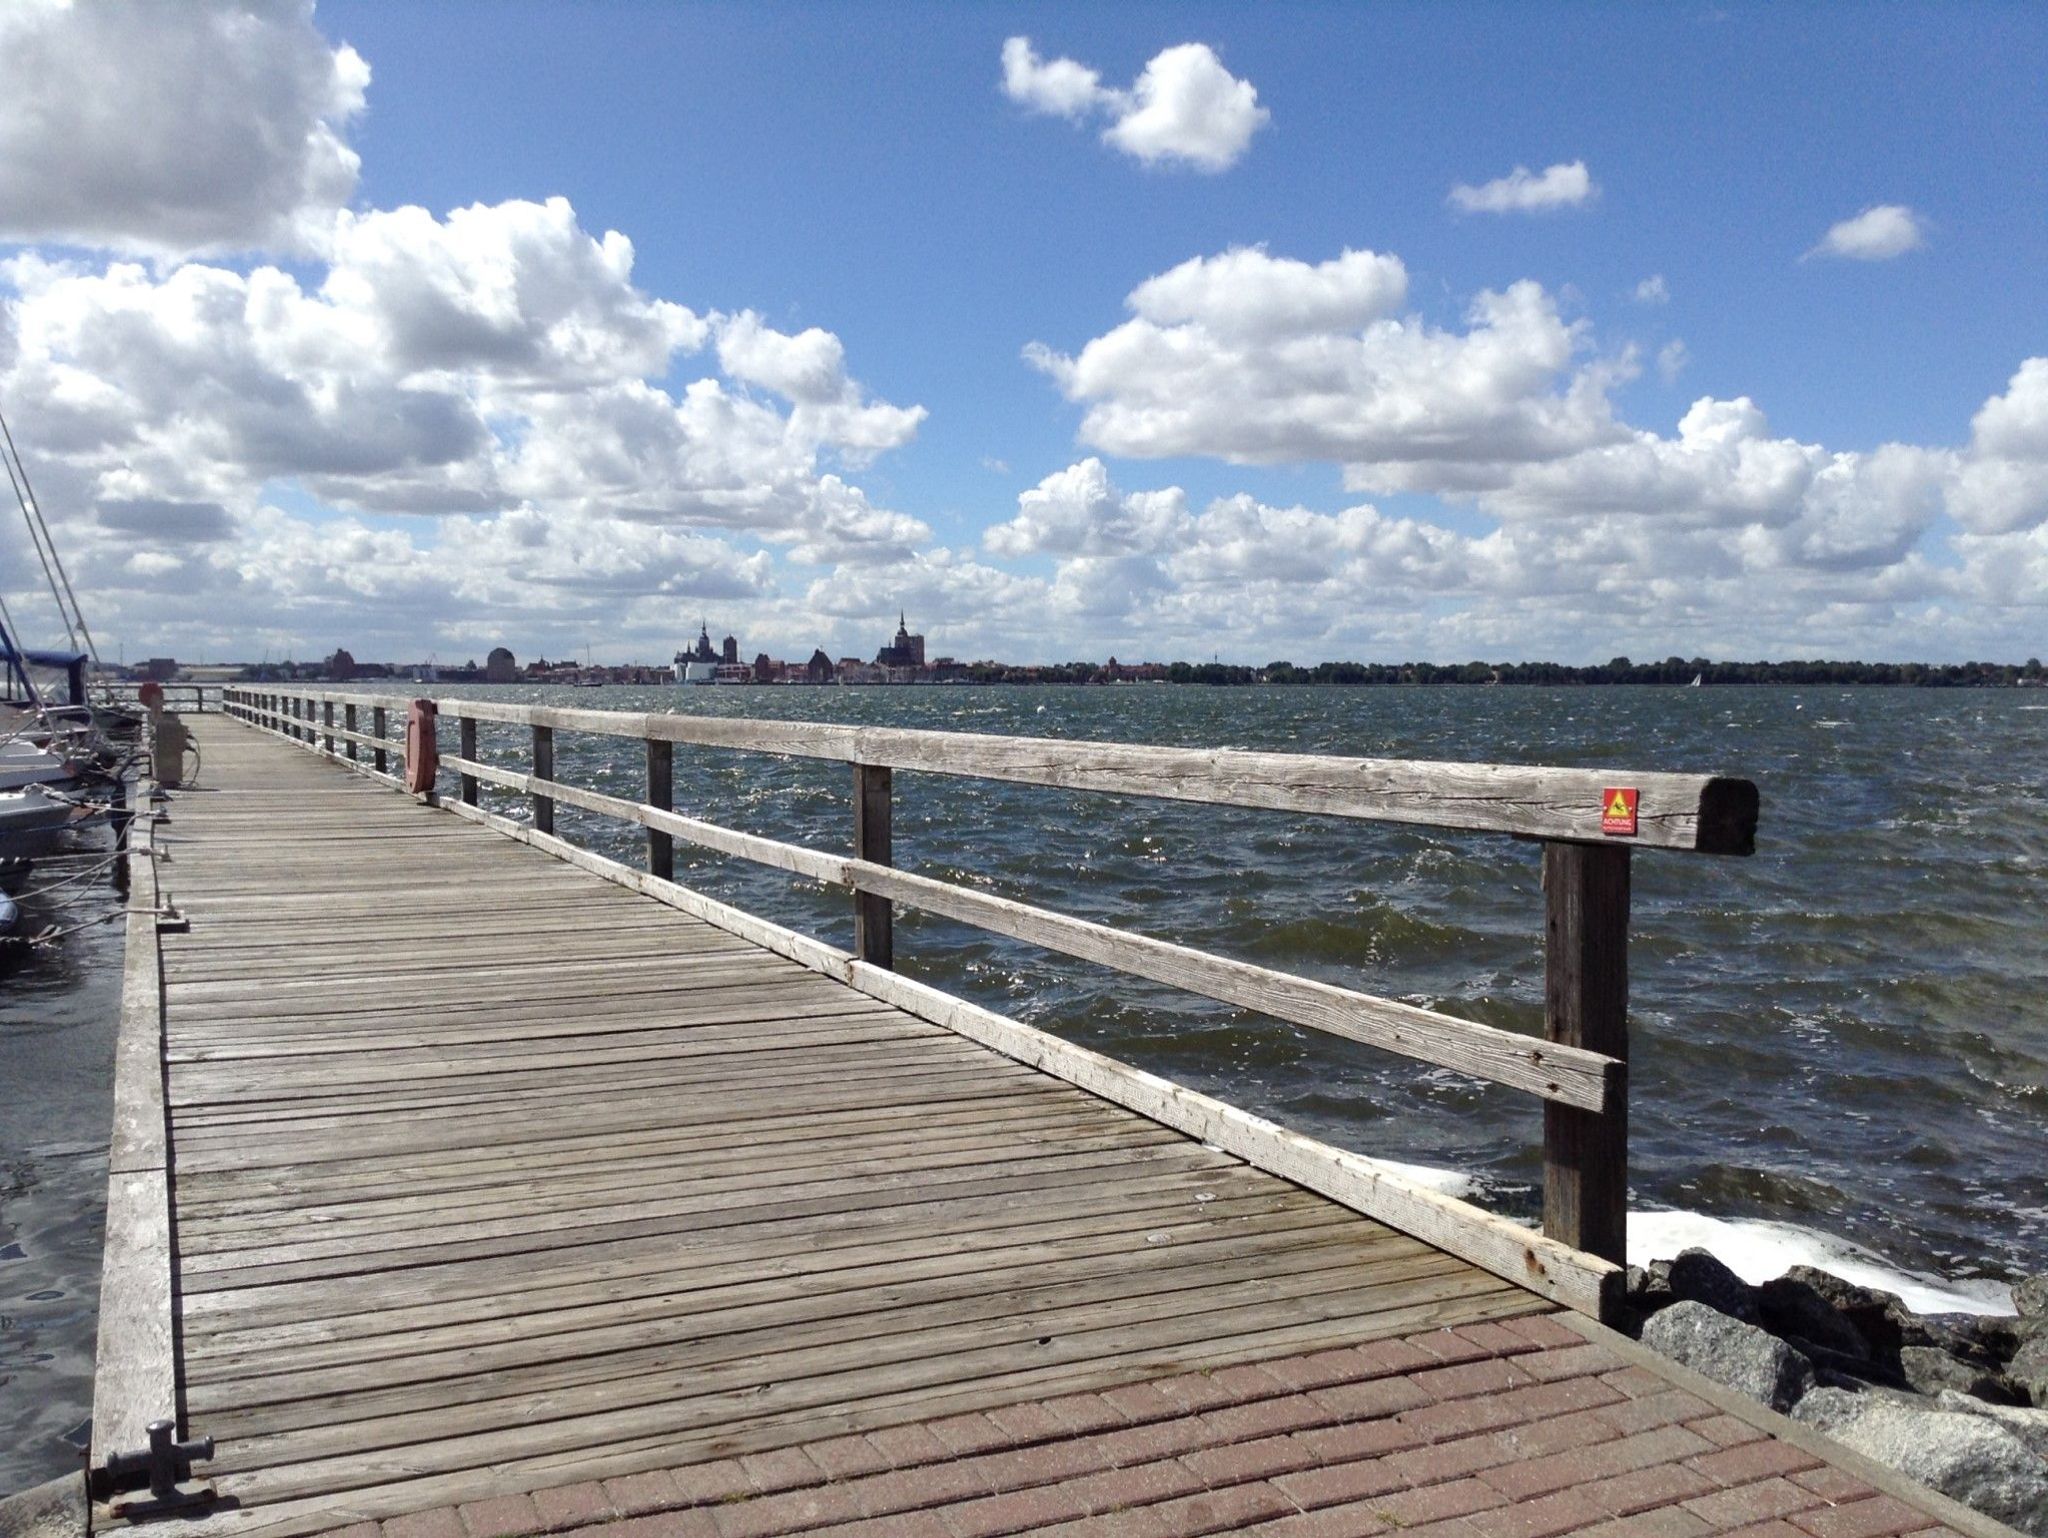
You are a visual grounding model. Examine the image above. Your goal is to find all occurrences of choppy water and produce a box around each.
[3,684,2044,1491]
[1,820,124,1493]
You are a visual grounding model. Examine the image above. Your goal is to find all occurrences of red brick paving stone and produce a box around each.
[1095,1415,1219,1467]
[1690,1414,1771,1449]
[1359,1474,1507,1527]
[1299,1417,1420,1467]
[1099,1380,1184,1424]
[1574,1510,1712,1538]
[738,1448,826,1496]
[809,1512,954,1538]
[1499,1315,1585,1351]
[1517,1342,1626,1382]
[1257,1348,1389,1393]
[1207,1362,1297,1402]
[383,1508,468,1538]
[1718,1525,1815,1538]
[1582,1461,1721,1517]
[1199,1393,1331,1442]
[1688,1438,1826,1486]
[1387,1429,1526,1485]
[459,1495,542,1538]
[1790,1496,1940,1538]
[1411,1357,1538,1402]
[1790,1466,1877,1502]
[1480,1425,1716,1500]
[1681,1476,1826,1528]
[1183,1431,1321,1486]
[665,1461,753,1508]
[1411,1329,1501,1367]
[592,1513,721,1538]
[1134,1480,1301,1533]
[1062,1459,1207,1513]
[1602,1365,1677,1399]
[924,1412,1014,1458]
[1492,1406,1620,1459]
[864,1420,953,1469]
[707,1484,865,1538]
[1308,1373,1434,1420]
[1463,1484,1615,1538]
[1039,1392,1129,1435]
[1270,1453,1409,1508]
[984,1401,1071,1444]
[1011,1509,1178,1538]
[847,1460,992,1517]
[1495,1373,1629,1420]
[934,1481,1095,1537]
[601,1472,685,1519]
[531,1480,614,1532]
[799,1435,892,1482]
[979,1436,1116,1490]
[1351,1336,1444,1378]
[1594,1388,1718,1434]
[1397,1391,1534,1443]
[1452,1321,1544,1357]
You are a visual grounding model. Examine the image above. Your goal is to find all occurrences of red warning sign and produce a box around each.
[1601,787,1639,836]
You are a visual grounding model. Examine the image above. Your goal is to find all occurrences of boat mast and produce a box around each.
[0,397,101,667]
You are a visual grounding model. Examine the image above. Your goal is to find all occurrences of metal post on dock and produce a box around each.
[1540,841,1630,1268]
[532,724,554,835]
[459,715,478,806]
[854,763,893,969]
[645,739,673,880]
[323,700,335,755]
[344,703,358,762]
[372,705,388,775]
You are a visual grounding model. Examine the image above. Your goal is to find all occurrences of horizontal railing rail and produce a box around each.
[92,682,224,712]
[223,684,1761,1315]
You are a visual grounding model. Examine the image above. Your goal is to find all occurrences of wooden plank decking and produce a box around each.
[144,714,1550,1536]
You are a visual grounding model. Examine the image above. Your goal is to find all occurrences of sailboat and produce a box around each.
[1688,674,1703,688]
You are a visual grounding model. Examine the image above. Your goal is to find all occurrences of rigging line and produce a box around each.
[0,400,99,664]
[0,423,82,657]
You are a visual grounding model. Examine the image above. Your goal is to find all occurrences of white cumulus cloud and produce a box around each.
[1809,204,1926,261]
[1001,37,1268,171]
[1028,246,1622,472]
[1448,161,1597,214]
[0,0,368,258]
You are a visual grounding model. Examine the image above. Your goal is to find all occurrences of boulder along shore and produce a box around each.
[1627,1251,2048,1532]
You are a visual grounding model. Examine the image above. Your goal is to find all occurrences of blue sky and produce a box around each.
[0,2,2043,663]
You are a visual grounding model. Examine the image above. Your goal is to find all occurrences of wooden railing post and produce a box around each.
[532,724,555,835]
[459,714,478,806]
[853,763,893,969]
[372,705,387,773]
[345,703,358,761]
[645,739,673,879]
[1541,841,1630,1269]
[323,700,336,754]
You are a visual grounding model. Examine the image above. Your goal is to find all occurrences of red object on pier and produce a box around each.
[404,699,439,794]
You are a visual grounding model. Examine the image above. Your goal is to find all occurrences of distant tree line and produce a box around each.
[960,656,2047,687]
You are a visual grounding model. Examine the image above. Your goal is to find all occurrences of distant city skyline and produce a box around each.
[0,3,2043,666]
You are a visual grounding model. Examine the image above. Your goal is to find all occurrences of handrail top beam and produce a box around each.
[229,687,1757,854]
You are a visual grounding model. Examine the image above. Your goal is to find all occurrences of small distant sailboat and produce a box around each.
[1688,674,1703,688]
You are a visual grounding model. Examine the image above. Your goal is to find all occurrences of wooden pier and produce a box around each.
[85,697,1998,1538]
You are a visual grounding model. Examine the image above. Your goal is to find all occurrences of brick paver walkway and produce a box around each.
[326,1317,1973,1538]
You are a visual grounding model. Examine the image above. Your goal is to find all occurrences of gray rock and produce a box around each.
[1935,1390,2048,1459]
[1899,1345,2016,1403]
[1759,1274,1871,1361]
[1668,1247,1760,1324]
[1793,1387,2048,1535]
[2010,1332,2048,1407]
[1641,1299,1814,1410]
[0,1475,85,1538]
[2014,1274,2048,1320]
[1785,1265,1911,1357]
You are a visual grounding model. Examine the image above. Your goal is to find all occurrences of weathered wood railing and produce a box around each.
[92,681,223,713]
[223,685,1759,1318]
